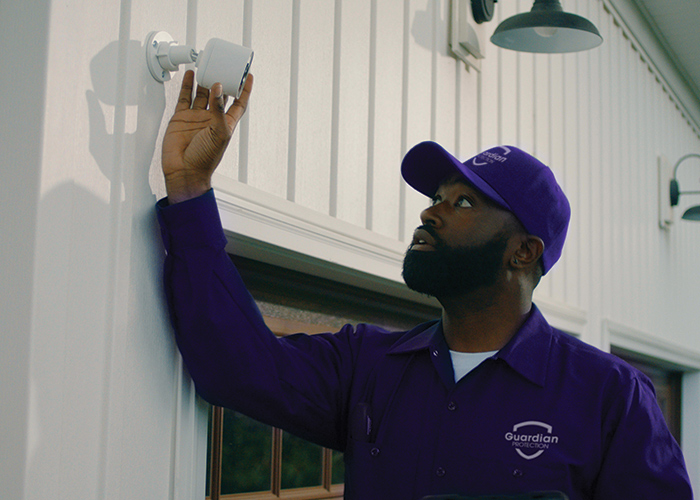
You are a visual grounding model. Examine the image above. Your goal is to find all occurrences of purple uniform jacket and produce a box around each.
[157,190,693,500]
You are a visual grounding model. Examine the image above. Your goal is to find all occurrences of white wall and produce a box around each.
[2,0,699,498]
[2,0,206,498]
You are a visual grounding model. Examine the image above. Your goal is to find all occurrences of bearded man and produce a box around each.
[155,71,692,500]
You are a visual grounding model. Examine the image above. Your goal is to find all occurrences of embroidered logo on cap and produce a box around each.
[472,146,511,166]
[504,421,560,460]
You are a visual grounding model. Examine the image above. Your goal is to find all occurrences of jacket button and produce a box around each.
[447,401,457,411]
[370,447,380,457]
[436,467,446,477]
[512,469,523,477]
[432,349,439,357]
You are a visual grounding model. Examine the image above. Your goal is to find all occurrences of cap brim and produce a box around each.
[401,141,511,210]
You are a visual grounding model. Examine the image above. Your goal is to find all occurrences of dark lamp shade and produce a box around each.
[682,206,700,221]
[491,11,603,53]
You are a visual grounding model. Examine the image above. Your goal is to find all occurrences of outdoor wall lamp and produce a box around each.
[490,0,603,53]
[669,154,700,221]
[145,31,253,98]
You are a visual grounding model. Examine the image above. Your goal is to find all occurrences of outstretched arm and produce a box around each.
[161,69,253,204]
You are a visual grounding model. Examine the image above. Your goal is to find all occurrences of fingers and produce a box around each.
[226,74,254,123]
[209,83,228,114]
[192,83,210,110]
[175,70,196,112]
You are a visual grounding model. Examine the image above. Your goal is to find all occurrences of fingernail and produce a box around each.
[214,83,223,98]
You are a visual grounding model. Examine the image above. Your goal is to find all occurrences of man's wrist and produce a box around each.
[164,175,212,204]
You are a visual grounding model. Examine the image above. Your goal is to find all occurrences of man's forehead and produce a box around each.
[436,173,474,190]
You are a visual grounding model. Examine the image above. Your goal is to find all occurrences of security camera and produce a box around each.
[145,31,253,99]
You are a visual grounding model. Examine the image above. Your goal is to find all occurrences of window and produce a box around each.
[206,317,346,500]
[204,255,440,500]
[612,348,683,444]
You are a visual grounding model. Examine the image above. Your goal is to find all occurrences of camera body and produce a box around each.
[195,38,253,99]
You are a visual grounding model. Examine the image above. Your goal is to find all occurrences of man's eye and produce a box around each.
[430,196,442,207]
[456,197,473,208]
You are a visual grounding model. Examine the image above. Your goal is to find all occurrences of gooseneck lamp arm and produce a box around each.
[669,153,700,207]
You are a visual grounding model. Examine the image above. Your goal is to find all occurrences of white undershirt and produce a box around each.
[450,349,498,382]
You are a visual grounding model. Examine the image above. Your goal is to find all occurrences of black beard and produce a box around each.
[402,228,509,299]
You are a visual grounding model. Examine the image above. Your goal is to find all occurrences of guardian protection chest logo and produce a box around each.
[505,421,560,460]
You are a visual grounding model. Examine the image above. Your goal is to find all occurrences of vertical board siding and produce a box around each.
[247,0,293,199]
[371,0,404,239]
[294,0,335,215]
[334,0,371,227]
[212,0,700,346]
[433,0,458,152]
[498,0,519,146]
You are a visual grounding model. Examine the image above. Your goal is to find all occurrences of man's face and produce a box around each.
[402,177,515,298]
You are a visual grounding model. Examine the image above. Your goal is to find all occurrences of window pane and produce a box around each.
[220,410,272,494]
[281,431,323,489]
[331,450,345,484]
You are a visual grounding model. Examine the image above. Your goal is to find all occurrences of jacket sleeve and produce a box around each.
[594,367,693,499]
[156,190,354,450]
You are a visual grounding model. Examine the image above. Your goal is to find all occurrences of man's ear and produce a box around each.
[511,235,544,269]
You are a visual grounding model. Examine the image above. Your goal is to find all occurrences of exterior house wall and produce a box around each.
[2,0,699,498]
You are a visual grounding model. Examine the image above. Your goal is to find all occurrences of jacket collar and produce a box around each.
[387,304,553,387]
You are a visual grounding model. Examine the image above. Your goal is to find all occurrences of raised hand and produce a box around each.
[161,70,253,204]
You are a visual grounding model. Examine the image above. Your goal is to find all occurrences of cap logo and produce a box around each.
[472,146,511,166]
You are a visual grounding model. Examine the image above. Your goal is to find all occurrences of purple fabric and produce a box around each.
[156,190,691,500]
[401,142,570,274]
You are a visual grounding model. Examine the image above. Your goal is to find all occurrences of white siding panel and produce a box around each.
[611,26,625,320]
[479,12,499,149]
[370,0,405,238]
[294,0,335,214]
[456,65,479,159]
[434,0,457,151]
[599,11,614,320]
[517,50,535,153]
[334,0,371,226]
[498,0,519,145]
[246,0,293,198]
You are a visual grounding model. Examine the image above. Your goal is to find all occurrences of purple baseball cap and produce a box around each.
[401,141,570,275]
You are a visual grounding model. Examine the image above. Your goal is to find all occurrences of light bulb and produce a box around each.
[534,26,559,37]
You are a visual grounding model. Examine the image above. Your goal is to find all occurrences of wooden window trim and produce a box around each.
[207,317,344,500]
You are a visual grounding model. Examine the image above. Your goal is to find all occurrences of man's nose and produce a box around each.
[420,202,446,227]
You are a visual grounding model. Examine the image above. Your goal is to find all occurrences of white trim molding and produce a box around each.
[603,319,700,371]
[535,298,588,338]
[213,174,439,307]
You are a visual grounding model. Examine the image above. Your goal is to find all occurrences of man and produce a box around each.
[156,71,693,499]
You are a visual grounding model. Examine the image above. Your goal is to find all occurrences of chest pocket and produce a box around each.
[343,353,425,498]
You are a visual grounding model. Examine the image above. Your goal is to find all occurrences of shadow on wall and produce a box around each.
[411,0,449,56]
[87,39,169,199]
[26,36,180,492]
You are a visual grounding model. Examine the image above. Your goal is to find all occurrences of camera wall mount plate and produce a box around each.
[146,31,177,82]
